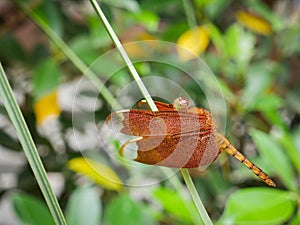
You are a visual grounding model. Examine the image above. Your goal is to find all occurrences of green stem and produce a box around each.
[181,169,213,225]
[89,1,212,224]
[89,0,158,111]
[166,169,203,225]
[0,63,67,225]
[182,0,197,28]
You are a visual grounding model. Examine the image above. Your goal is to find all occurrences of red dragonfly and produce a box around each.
[106,97,276,187]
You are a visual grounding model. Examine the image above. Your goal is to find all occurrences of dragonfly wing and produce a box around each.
[106,110,213,137]
[120,131,220,168]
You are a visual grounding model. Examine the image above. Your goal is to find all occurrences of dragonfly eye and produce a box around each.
[173,97,190,111]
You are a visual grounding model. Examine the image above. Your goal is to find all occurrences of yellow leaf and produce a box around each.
[236,10,272,35]
[68,157,123,191]
[124,32,157,58]
[34,90,61,125]
[177,26,210,61]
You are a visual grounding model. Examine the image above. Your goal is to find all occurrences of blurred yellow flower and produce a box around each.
[236,10,272,35]
[34,90,61,125]
[68,157,123,191]
[177,26,210,61]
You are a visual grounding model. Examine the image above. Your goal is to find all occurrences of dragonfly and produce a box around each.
[106,97,276,187]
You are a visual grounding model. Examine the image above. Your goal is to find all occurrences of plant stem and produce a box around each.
[89,0,158,112]
[182,0,197,28]
[0,63,67,225]
[166,169,203,225]
[181,169,213,225]
[89,1,213,224]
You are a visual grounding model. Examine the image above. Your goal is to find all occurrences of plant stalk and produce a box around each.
[181,169,213,225]
[0,63,67,225]
[182,0,197,28]
[89,1,213,224]
[89,0,158,111]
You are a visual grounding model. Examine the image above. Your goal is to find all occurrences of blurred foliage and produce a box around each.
[0,0,300,224]
[66,185,102,225]
[12,193,56,225]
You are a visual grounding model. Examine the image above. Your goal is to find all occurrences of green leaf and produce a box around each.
[240,62,274,110]
[32,59,60,101]
[205,0,231,20]
[129,10,159,31]
[248,94,282,111]
[69,35,99,65]
[290,211,300,225]
[287,88,300,113]
[140,0,180,14]
[110,69,131,86]
[292,125,300,154]
[249,129,297,191]
[102,0,140,12]
[153,187,194,223]
[261,109,285,128]
[224,23,255,62]
[0,33,25,63]
[217,78,237,105]
[88,15,112,48]
[12,193,55,225]
[66,185,102,225]
[261,108,300,177]
[104,194,155,225]
[218,188,296,225]
[278,24,300,56]
[162,22,188,41]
